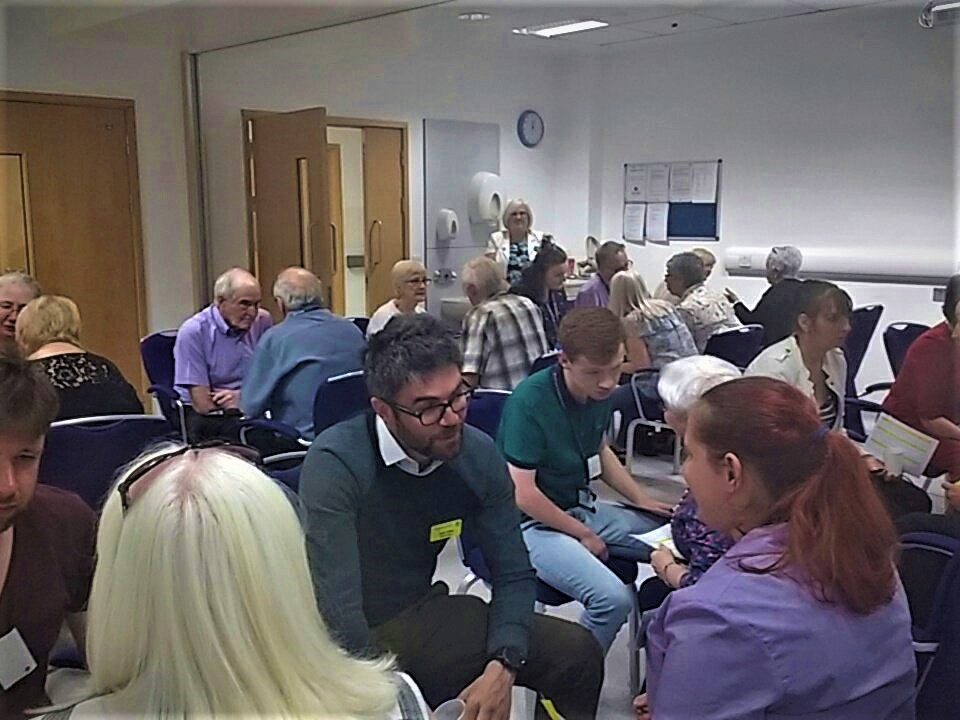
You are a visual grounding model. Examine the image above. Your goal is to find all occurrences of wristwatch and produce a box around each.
[490,646,526,674]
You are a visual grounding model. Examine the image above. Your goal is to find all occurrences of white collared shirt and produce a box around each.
[375,415,443,477]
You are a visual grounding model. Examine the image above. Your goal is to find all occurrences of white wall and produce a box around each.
[2,7,197,332]
[196,5,569,276]
[188,1,955,390]
[593,4,956,388]
[327,126,366,316]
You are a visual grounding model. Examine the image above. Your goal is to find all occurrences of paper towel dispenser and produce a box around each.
[468,171,502,225]
[436,208,459,242]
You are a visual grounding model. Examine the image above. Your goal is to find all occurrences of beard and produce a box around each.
[394,421,463,463]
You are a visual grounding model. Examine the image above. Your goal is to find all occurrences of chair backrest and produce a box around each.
[529,350,561,375]
[313,370,370,436]
[140,330,177,387]
[842,304,883,395]
[703,324,764,368]
[465,389,511,438]
[38,415,173,509]
[883,322,929,377]
[899,531,960,719]
[348,316,370,335]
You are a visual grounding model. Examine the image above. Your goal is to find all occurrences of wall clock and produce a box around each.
[517,109,544,148]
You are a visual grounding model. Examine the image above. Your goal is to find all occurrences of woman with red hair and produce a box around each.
[636,377,915,720]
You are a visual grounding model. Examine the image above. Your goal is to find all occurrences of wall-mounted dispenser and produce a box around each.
[436,208,459,242]
[468,171,502,225]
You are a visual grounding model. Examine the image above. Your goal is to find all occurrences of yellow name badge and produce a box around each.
[429,519,463,543]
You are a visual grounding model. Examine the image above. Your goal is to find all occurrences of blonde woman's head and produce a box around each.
[391,260,429,306]
[609,270,672,321]
[15,294,81,356]
[502,198,533,238]
[87,444,395,717]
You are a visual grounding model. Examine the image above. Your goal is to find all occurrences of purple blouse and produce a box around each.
[671,490,735,587]
[646,524,916,719]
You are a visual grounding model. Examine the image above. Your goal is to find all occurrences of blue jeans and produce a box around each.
[521,502,663,652]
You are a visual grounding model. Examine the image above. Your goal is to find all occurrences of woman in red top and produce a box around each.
[883,274,960,495]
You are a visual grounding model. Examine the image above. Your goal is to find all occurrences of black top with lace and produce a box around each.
[35,352,143,421]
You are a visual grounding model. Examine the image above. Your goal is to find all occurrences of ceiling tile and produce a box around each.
[692,1,816,24]
[621,12,733,35]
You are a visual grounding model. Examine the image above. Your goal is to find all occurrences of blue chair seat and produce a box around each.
[38,415,174,509]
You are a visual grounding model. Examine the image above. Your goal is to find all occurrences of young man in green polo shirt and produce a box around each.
[498,307,673,652]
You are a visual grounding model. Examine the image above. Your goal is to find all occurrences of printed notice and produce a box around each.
[669,162,694,203]
[692,162,719,203]
[623,203,647,244]
[645,202,669,243]
[646,163,670,203]
[624,164,649,203]
[863,413,939,476]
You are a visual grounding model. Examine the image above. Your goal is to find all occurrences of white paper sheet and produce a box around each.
[669,162,694,203]
[623,203,646,244]
[645,202,669,243]
[863,413,939,476]
[631,524,679,557]
[624,164,649,203]
[691,161,719,203]
[646,163,670,203]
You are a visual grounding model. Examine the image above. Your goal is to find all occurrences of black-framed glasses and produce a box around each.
[405,277,432,286]
[117,440,262,513]
[386,384,474,426]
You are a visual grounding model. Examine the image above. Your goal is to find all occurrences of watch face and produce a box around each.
[518,110,544,148]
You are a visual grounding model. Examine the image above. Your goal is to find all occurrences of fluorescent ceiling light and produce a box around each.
[920,0,960,27]
[513,19,609,38]
[458,12,491,22]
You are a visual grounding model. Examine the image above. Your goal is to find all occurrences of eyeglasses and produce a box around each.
[405,277,432,286]
[386,384,474,426]
[117,440,262,513]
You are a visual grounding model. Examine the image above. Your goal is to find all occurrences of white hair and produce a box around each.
[273,268,324,311]
[85,443,396,717]
[461,256,506,300]
[657,355,741,413]
[213,267,257,301]
[0,271,41,297]
[766,246,803,279]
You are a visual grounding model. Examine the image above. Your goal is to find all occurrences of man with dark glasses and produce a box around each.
[301,314,604,720]
[0,348,95,718]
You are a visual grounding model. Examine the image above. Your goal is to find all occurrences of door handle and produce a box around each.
[330,223,338,273]
[368,219,383,270]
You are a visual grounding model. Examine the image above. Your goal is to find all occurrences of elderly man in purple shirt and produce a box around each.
[575,241,630,309]
[174,267,272,438]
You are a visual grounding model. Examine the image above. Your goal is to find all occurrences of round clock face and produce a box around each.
[518,110,544,148]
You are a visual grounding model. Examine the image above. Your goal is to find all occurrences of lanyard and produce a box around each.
[551,365,592,464]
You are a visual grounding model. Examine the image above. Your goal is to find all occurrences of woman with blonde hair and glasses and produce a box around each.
[367,260,429,338]
[40,443,430,719]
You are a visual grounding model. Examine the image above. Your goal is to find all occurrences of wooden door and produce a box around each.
[326,144,345,315]
[0,96,147,395]
[0,154,33,271]
[362,127,405,312]
[244,107,329,320]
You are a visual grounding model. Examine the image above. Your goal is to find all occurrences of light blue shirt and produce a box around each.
[646,524,916,719]
[241,306,365,438]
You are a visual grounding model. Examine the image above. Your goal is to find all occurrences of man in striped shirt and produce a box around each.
[461,257,549,390]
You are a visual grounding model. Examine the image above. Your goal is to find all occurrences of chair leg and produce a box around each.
[629,589,641,696]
